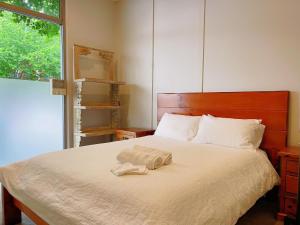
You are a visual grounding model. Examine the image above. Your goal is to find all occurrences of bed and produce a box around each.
[1,91,289,225]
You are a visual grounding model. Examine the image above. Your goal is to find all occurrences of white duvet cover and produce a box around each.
[0,136,279,225]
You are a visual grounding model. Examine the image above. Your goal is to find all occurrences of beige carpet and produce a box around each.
[0,189,283,225]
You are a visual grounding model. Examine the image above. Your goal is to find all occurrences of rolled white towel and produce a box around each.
[133,145,172,165]
[117,148,163,170]
[111,163,148,176]
[117,145,172,170]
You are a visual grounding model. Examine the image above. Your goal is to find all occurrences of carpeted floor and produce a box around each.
[236,198,283,225]
[0,190,283,225]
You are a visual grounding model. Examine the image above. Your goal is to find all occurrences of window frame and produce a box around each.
[0,0,64,25]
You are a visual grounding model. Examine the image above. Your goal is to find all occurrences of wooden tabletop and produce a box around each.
[116,128,155,132]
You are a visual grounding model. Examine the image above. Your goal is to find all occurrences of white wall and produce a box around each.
[153,0,204,93]
[203,0,300,145]
[153,0,205,125]
[115,0,300,145]
[115,0,154,129]
[65,0,116,147]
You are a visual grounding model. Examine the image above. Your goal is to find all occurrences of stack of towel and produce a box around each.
[111,145,172,176]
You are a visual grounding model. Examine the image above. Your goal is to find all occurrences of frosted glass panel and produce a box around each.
[0,79,63,166]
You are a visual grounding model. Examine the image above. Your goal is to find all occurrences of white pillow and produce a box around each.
[154,113,201,141]
[192,115,265,149]
[206,114,262,124]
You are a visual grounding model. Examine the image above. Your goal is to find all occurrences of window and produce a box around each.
[0,0,65,166]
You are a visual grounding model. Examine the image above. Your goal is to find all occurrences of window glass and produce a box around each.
[0,8,63,166]
[0,10,61,81]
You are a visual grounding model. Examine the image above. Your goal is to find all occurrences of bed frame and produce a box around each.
[2,91,289,225]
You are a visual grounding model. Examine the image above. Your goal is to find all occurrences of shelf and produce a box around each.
[73,45,124,147]
[74,77,125,85]
[74,104,120,110]
[74,127,117,137]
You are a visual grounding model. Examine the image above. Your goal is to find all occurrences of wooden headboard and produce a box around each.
[157,91,289,168]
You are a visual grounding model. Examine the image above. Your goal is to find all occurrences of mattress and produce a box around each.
[0,135,279,225]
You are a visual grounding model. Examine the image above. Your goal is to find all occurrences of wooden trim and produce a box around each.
[2,186,48,225]
[74,78,125,85]
[1,186,21,225]
[74,127,117,137]
[14,198,49,225]
[0,2,62,25]
[74,44,114,54]
[157,91,289,110]
[60,0,65,23]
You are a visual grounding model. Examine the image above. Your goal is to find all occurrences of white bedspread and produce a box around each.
[0,136,279,225]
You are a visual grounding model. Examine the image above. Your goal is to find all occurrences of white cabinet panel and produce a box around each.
[153,0,205,125]
[204,0,300,145]
[116,0,154,128]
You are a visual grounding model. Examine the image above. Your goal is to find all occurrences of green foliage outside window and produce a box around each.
[0,0,60,36]
[0,10,61,81]
[0,0,60,17]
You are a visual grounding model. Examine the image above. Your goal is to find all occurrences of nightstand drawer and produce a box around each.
[285,198,297,216]
[278,146,300,220]
[286,160,299,174]
[286,175,299,195]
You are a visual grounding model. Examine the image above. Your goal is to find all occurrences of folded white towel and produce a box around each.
[116,145,172,170]
[111,163,148,176]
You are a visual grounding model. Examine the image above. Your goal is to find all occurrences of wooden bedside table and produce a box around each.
[278,146,300,220]
[115,128,155,141]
